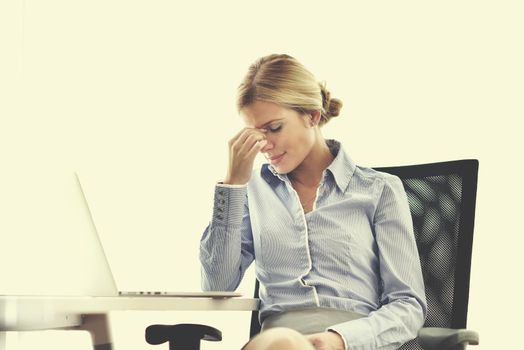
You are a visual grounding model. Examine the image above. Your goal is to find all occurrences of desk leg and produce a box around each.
[74,314,113,350]
[0,332,6,350]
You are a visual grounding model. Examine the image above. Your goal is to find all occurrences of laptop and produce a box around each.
[74,172,241,298]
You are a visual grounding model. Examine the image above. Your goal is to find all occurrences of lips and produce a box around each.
[268,153,285,164]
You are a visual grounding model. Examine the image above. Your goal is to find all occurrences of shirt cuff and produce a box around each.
[212,184,247,227]
[216,181,248,188]
[327,318,376,350]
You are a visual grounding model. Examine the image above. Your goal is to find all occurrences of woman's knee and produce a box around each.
[243,327,314,350]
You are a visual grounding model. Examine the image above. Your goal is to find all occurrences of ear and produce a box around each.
[308,110,322,127]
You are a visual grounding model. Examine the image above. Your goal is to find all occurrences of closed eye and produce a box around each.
[268,123,283,133]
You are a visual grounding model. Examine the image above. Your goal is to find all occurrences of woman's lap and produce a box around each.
[241,307,365,349]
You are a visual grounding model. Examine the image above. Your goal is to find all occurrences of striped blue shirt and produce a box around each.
[200,139,427,350]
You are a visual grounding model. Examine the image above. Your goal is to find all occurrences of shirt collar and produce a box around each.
[324,139,356,193]
[260,139,356,193]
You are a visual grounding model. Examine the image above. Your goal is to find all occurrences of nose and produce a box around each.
[260,136,273,154]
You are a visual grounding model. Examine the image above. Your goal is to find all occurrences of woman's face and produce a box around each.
[241,100,316,174]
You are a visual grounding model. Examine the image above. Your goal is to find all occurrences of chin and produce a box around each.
[272,163,296,175]
[274,168,289,175]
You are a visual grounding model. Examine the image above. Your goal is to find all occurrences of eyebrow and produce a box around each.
[256,118,284,129]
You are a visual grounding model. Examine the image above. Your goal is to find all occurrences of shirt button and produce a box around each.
[216,214,224,220]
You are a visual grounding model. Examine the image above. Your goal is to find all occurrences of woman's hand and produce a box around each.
[223,127,267,185]
[305,331,345,350]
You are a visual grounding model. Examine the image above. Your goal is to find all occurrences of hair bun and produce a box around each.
[320,83,343,124]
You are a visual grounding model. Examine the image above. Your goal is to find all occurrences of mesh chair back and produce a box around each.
[250,159,479,350]
[375,159,478,349]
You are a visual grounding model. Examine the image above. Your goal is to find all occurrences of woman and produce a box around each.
[200,54,427,350]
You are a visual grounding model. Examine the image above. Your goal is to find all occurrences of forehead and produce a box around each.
[241,100,298,128]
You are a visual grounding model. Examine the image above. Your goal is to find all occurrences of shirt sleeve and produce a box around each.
[327,174,427,350]
[199,183,255,291]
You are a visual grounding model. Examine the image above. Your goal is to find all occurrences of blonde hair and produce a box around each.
[237,54,343,126]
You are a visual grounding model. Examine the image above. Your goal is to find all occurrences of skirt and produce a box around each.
[261,307,366,335]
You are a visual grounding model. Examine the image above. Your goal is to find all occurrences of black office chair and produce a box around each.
[148,159,480,350]
[248,159,480,350]
[145,323,222,350]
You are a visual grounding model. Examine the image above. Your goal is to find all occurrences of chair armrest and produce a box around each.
[418,327,479,350]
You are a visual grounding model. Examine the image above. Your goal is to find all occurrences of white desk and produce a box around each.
[0,296,259,349]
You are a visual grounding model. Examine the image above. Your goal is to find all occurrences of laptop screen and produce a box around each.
[0,170,118,296]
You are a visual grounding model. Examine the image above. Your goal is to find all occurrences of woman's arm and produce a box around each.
[328,174,427,350]
[200,126,266,291]
[199,183,255,291]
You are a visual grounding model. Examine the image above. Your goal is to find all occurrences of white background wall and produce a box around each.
[1,1,523,349]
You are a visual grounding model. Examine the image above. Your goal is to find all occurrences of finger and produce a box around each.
[246,139,267,159]
[243,132,266,151]
[240,127,266,144]
[229,127,251,146]
[233,128,265,151]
